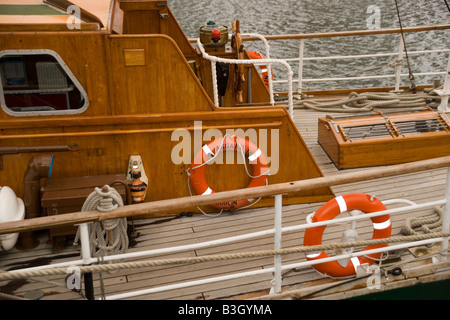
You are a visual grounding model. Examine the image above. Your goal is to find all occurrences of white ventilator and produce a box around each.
[0,186,25,251]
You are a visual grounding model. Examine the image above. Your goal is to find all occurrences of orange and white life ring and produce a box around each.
[303,193,391,277]
[246,50,273,89]
[189,136,269,210]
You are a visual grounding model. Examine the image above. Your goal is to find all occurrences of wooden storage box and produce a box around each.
[318,109,450,169]
[41,174,128,252]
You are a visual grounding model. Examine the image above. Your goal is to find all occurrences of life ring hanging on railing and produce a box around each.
[303,193,392,278]
[188,136,269,210]
[246,50,273,89]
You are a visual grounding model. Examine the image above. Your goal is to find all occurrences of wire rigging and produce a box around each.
[394,0,417,93]
[444,0,450,13]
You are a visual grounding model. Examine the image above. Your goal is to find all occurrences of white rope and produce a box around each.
[211,60,219,106]
[74,185,128,257]
[197,39,294,119]
[187,134,229,173]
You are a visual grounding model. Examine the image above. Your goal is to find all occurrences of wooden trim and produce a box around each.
[0,121,283,140]
[0,30,107,35]
[0,108,287,129]
[0,156,448,235]
[247,24,450,40]
[0,22,100,31]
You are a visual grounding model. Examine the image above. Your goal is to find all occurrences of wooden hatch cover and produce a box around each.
[318,108,450,169]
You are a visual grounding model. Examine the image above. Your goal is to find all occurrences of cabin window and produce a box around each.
[0,49,88,116]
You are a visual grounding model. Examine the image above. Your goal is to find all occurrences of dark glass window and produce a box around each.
[0,50,88,116]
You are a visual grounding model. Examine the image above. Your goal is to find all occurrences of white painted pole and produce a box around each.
[297,39,304,94]
[78,223,91,265]
[273,194,283,293]
[78,223,94,300]
[394,36,404,92]
[440,167,450,261]
[438,52,450,112]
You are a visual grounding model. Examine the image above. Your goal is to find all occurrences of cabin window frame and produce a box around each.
[0,49,89,117]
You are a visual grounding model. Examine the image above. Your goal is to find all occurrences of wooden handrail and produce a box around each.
[0,156,449,236]
[189,24,450,43]
[243,24,450,41]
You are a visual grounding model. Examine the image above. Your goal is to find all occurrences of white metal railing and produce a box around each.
[101,195,448,300]
[290,39,450,93]
[193,26,450,116]
[238,27,450,94]
[195,26,450,114]
[4,167,449,300]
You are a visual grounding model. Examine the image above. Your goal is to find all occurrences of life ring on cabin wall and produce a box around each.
[188,136,269,210]
[303,193,392,278]
[246,50,273,89]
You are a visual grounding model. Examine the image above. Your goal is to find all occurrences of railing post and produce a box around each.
[394,35,404,92]
[78,223,95,300]
[440,167,450,262]
[273,194,283,293]
[437,52,450,113]
[297,39,305,94]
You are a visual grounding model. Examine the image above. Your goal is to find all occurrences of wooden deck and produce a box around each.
[0,106,448,300]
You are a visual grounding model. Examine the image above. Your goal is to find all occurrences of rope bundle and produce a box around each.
[402,206,444,236]
[74,185,128,257]
[295,91,442,113]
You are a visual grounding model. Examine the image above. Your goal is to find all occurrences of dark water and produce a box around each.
[168,0,450,90]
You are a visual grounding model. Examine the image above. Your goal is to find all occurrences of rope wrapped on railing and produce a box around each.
[1,231,448,281]
[196,39,295,119]
[73,185,128,257]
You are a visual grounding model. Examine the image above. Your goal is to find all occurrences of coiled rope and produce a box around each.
[73,185,128,257]
[402,205,444,235]
[295,91,442,113]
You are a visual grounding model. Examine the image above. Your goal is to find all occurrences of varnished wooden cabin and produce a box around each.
[0,0,333,222]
